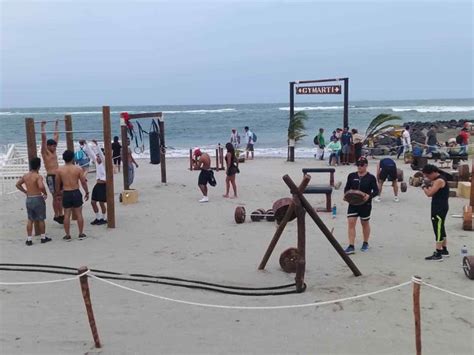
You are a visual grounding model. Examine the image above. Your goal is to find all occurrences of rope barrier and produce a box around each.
[0,269,89,285]
[89,275,412,310]
[421,281,474,301]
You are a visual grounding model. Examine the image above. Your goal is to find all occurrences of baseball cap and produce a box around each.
[193,148,202,157]
[356,157,368,166]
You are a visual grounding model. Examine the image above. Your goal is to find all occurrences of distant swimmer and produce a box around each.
[55,150,89,241]
[421,164,450,261]
[193,148,216,203]
[16,157,51,246]
[343,157,379,255]
[40,120,64,224]
[374,158,399,202]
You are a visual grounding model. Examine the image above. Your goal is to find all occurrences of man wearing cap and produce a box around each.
[193,148,215,203]
[343,157,379,254]
[41,120,64,224]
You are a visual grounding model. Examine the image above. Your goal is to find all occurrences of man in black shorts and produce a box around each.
[91,153,107,225]
[374,157,399,202]
[344,157,379,254]
[193,148,216,203]
[421,164,450,261]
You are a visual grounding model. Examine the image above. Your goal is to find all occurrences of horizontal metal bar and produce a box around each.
[127,112,162,119]
[33,119,67,124]
[291,78,348,84]
[37,130,103,134]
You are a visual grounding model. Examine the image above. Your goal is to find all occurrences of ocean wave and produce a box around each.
[0,108,237,116]
[162,108,236,114]
[391,106,474,113]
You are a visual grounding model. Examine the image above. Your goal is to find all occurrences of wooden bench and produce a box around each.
[302,168,335,212]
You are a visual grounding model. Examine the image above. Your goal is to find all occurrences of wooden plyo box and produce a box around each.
[457,182,472,199]
[121,189,138,205]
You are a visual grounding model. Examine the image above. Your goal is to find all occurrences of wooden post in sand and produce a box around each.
[102,106,115,228]
[120,120,130,191]
[412,276,422,355]
[294,194,306,292]
[158,117,166,183]
[64,115,74,152]
[78,266,101,348]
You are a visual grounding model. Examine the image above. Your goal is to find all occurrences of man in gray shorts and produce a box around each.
[16,157,51,246]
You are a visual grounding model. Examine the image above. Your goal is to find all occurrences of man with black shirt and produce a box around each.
[421,164,450,261]
[343,157,379,254]
[374,158,399,202]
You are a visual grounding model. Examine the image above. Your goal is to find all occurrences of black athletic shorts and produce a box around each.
[379,166,397,182]
[92,183,107,203]
[62,189,83,209]
[347,203,372,221]
[198,170,216,186]
[113,157,121,165]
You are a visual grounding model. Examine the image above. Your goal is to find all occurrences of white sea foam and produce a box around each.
[162,108,236,114]
[279,106,344,111]
[391,106,474,113]
[0,108,237,116]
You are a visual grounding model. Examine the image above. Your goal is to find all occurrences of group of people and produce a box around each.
[16,121,115,245]
[342,156,450,261]
[314,127,364,166]
[229,126,256,160]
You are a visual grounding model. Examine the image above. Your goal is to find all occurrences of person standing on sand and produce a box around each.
[340,127,352,165]
[41,120,64,224]
[193,148,216,203]
[314,128,326,160]
[112,136,122,173]
[343,157,379,255]
[244,126,254,160]
[458,127,469,155]
[229,129,240,149]
[75,140,94,178]
[352,128,364,163]
[421,164,450,261]
[425,125,438,155]
[223,143,239,199]
[402,125,412,156]
[16,157,51,246]
[55,150,89,241]
[90,153,107,225]
[374,157,399,202]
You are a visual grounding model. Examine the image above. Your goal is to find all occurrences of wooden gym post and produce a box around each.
[158,116,166,183]
[413,276,422,355]
[294,194,306,292]
[120,114,130,191]
[78,266,101,348]
[64,115,74,152]
[102,106,116,228]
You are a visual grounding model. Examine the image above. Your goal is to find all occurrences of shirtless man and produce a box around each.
[90,153,107,225]
[55,150,89,241]
[16,157,52,246]
[193,148,215,202]
[41,120,64,224]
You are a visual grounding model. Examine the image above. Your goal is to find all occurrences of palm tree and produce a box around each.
[363,113,402,144]
[287,111,308,161]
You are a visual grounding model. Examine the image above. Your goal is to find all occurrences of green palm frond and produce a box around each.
[288,111,308,142]
[364,113,401,142]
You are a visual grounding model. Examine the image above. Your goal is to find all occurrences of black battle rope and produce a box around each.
[0,264,302,296]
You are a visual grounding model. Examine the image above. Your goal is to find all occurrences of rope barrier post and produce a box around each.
[412,276,422,355]
[78,266,101,349]
[120,113,130,191]
[294,194,306,293]
[258,175,311,270]
[103,106,115,228]
[158,116,167,183]
[25,117,41,237]
[64,115,74,152]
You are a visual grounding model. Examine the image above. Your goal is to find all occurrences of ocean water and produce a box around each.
[1,98,472,158]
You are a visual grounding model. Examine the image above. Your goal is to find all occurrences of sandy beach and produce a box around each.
[0,156,473,355]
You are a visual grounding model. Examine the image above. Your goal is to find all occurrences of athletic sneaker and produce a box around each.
[374,196,381,202]
[25,240,33,246]
[344,245,355,255]
[63,235,72,241]
[361,243,369,252]
[78,233,87,240]
[97,219,107,225]
[54,216,64,224]
[393,196,400,202]
[199,196,209,203]
[441,248,450,257]
[41,236,52,244]
[425,251,443,261]
[91,219,100,225]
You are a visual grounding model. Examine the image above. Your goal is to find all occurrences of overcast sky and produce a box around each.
[1,0,472,108]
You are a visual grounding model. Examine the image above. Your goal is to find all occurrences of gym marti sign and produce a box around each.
[296,85,341,95]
